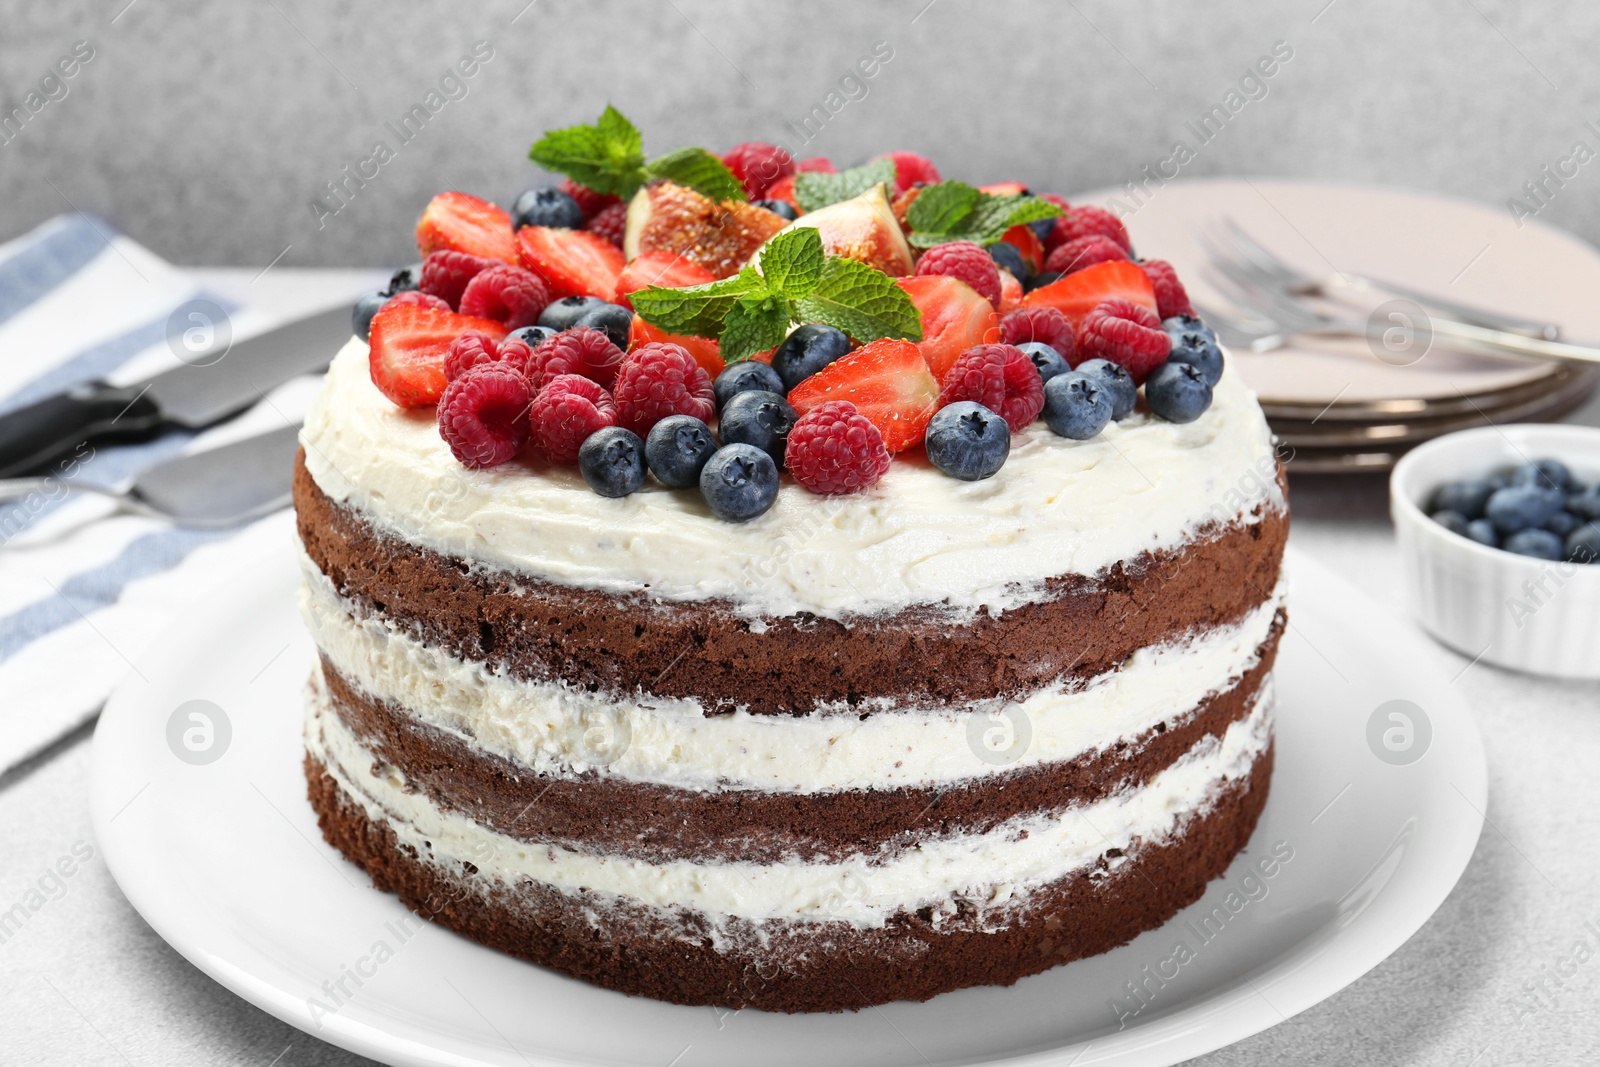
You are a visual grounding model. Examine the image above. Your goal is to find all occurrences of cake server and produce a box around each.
[0,422,301,529]
[0,303,348,479]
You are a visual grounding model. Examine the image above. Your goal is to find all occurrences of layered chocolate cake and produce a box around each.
[299,115,1287,1012]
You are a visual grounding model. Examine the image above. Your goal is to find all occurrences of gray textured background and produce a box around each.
[4,0,1600,268]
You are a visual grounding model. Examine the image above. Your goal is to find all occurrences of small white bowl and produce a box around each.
[1390,423,1600,679]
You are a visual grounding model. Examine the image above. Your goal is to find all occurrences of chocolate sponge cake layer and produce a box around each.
[294,452,1288,716]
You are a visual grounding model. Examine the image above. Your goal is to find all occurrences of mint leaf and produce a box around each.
[529,105,647,198]
[963,195,1063,244]
[794,257,923,343]
[630,271,764,337]
[907,184,1064,248]
[793,158,898,213]
[721,294,793,363]
[755,226,825,299]
[905,181,981,236]
[645,146,747,203]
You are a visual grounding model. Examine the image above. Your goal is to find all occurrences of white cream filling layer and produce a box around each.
[307,676,1272,927]
[300,338,1283,620]
[301,554,1285,794]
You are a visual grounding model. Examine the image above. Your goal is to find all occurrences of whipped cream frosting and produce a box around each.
[300,338,1283,619]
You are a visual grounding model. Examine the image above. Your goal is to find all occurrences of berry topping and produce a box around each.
[578,426,647,498]
[559,178,621,222]
[1000,306,1075,358]
[385,290,452,312]
[1163,313,1215,346]
[416,192,518,264]
[420,250,496,308]
[1143,360,1214,423]
[525,326,627,392]
[1022,260,1159,329]
[458,264,552,329]
[796,156,837,173]
[786,400,892,495]
[382,263,423,296]
[568,301,633,350]
[937,344,1045,433]
[628,316,727,380]
[352,291,387,342]
[1077,297,1171,384]
[701,443,780,520]
[1045,203,1130,254]
[1167,331,1224,386]
[915,240,1002,309]
[367,304,508,408]
[437,362,532,469]
[509,325,558,349]
[895,275,1000,381]
[539,294,611,332]
[443,330,504,381]
[529,373,618,462]
[871,151,941,195]
[1042,372,1114,440]
[713,359,785,410]
[511,186,584,231]
[1000,225,1046,275]
[753,198,800,221]
[722,142,795,199]
[1486,485,1565,534]
[986,241,1028,283]
[1031,193,1071,242]
[997,267,1023,315]
[718,389,798,463]
[925,401,1010,482]
[586,201,629,248]
[612,342,716,436]
[772,323,853,391]
[1016,342,1070,384]
[516,226,626,300]
[1141,259,1194,320]
[786,337,940,453]
[645,415,718,489]
[1044,234,1130,275]
[614,251,717,310]
[1075,358,1138,420]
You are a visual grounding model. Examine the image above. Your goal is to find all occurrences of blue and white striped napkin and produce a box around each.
[0,215,376,773]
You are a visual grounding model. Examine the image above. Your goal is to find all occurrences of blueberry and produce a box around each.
[510,325,558,348]
[754,198,799,221]
[1512,458,1575,493]
[986,241,1028,281]
[1166,333,1224,386]
[382,262,423,296]
[1431,509,1471,536]
[1545,510,1583,537]
[717,390,797,463]
[925,401,1010,480]
[1028,218,1055,243]
[700,443,779,522]
[512,185,584,231]
[772,323,851,391]
[578,427,646,497]
[645,415,718,489]
[1485,485,1564,534]
[1567,523,1600,564]
[1569,486,1600,521]
[714,359,786,409]
[1042,372,1113,440]
[1465,518,1499,547]
[1143,361,1214,423]
[1504,527,1563,560]
[1485,467,1516,490]
[572,301,633,349]
[539,295,611,333]
[1075,358,1137,420]
[1431,479,1495,520]
[1016,342,1070,384]
[1023,271,1062,293]
[1162,313,1215,346]
[352,291,388,341]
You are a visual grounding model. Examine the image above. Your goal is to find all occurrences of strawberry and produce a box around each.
[516,226,626,301]
[895,275,1001,381]
[787,337,939,452]
[1000,224,1045,275]
[415,192,518,264]
[1021,260,1157,329]
[998,268,1023,315]
[614,251,716,310]
[368,304,509,409]
[765,174,800,212]
[628,316,725,381]
[978,181,1029,197]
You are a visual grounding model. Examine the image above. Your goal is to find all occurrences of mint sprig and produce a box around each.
[906,181,1063,248]
[793,158,898,213]
[630,228,922,363]
[529,106,746,204]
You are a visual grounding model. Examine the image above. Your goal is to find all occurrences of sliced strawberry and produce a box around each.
[416,192,518,264]
[787,337,939,452]
[765,174,800,211]
[1001,224,1045,275]
[614,251,717,310]
[998,268,1023,315]
[628,316,725,380]
[895,275,1001,381]
[516,226,626,301]
[368,304,509,409]
[978,181,1029,197]
[1021,260,1157,328]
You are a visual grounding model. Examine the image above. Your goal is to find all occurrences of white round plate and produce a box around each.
[91,539,1485,1067]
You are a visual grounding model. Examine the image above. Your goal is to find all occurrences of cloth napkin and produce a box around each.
[0,215,364,774]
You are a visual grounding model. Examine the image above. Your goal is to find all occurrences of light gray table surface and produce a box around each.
[2,270,1597,1067]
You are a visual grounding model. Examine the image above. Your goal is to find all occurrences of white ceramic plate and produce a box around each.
[91,541,1485,1067]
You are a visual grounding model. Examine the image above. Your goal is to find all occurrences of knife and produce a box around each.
[0,303,350,478]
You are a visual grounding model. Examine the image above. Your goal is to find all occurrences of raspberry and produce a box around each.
[496,334,534,369]
[872,151,941,195]
[796,156,837,174]
[937,344,1045,433]
[786,400,892,495]
[585,202,628,248]
[437,362,532,469]
[611,342,715,436]
[1000,306,1075,359]
[384,290,452,313]
[722,142,795,199]
[529,374,617,462]
[1141,259,1194,319]
[420,250,495,308]
[458,264,551,329]
[915,241,1002,308]
[560,178,621,222]
[525,326,626,392]
[443,330,502,381]
[1044,234,1130,276]
[1046,204,1131,254]
[1077,297,1171,384]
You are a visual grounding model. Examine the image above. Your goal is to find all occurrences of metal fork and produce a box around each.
[1207,218,1562,340]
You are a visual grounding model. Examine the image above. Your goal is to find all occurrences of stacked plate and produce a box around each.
[1079,179,1600,471]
